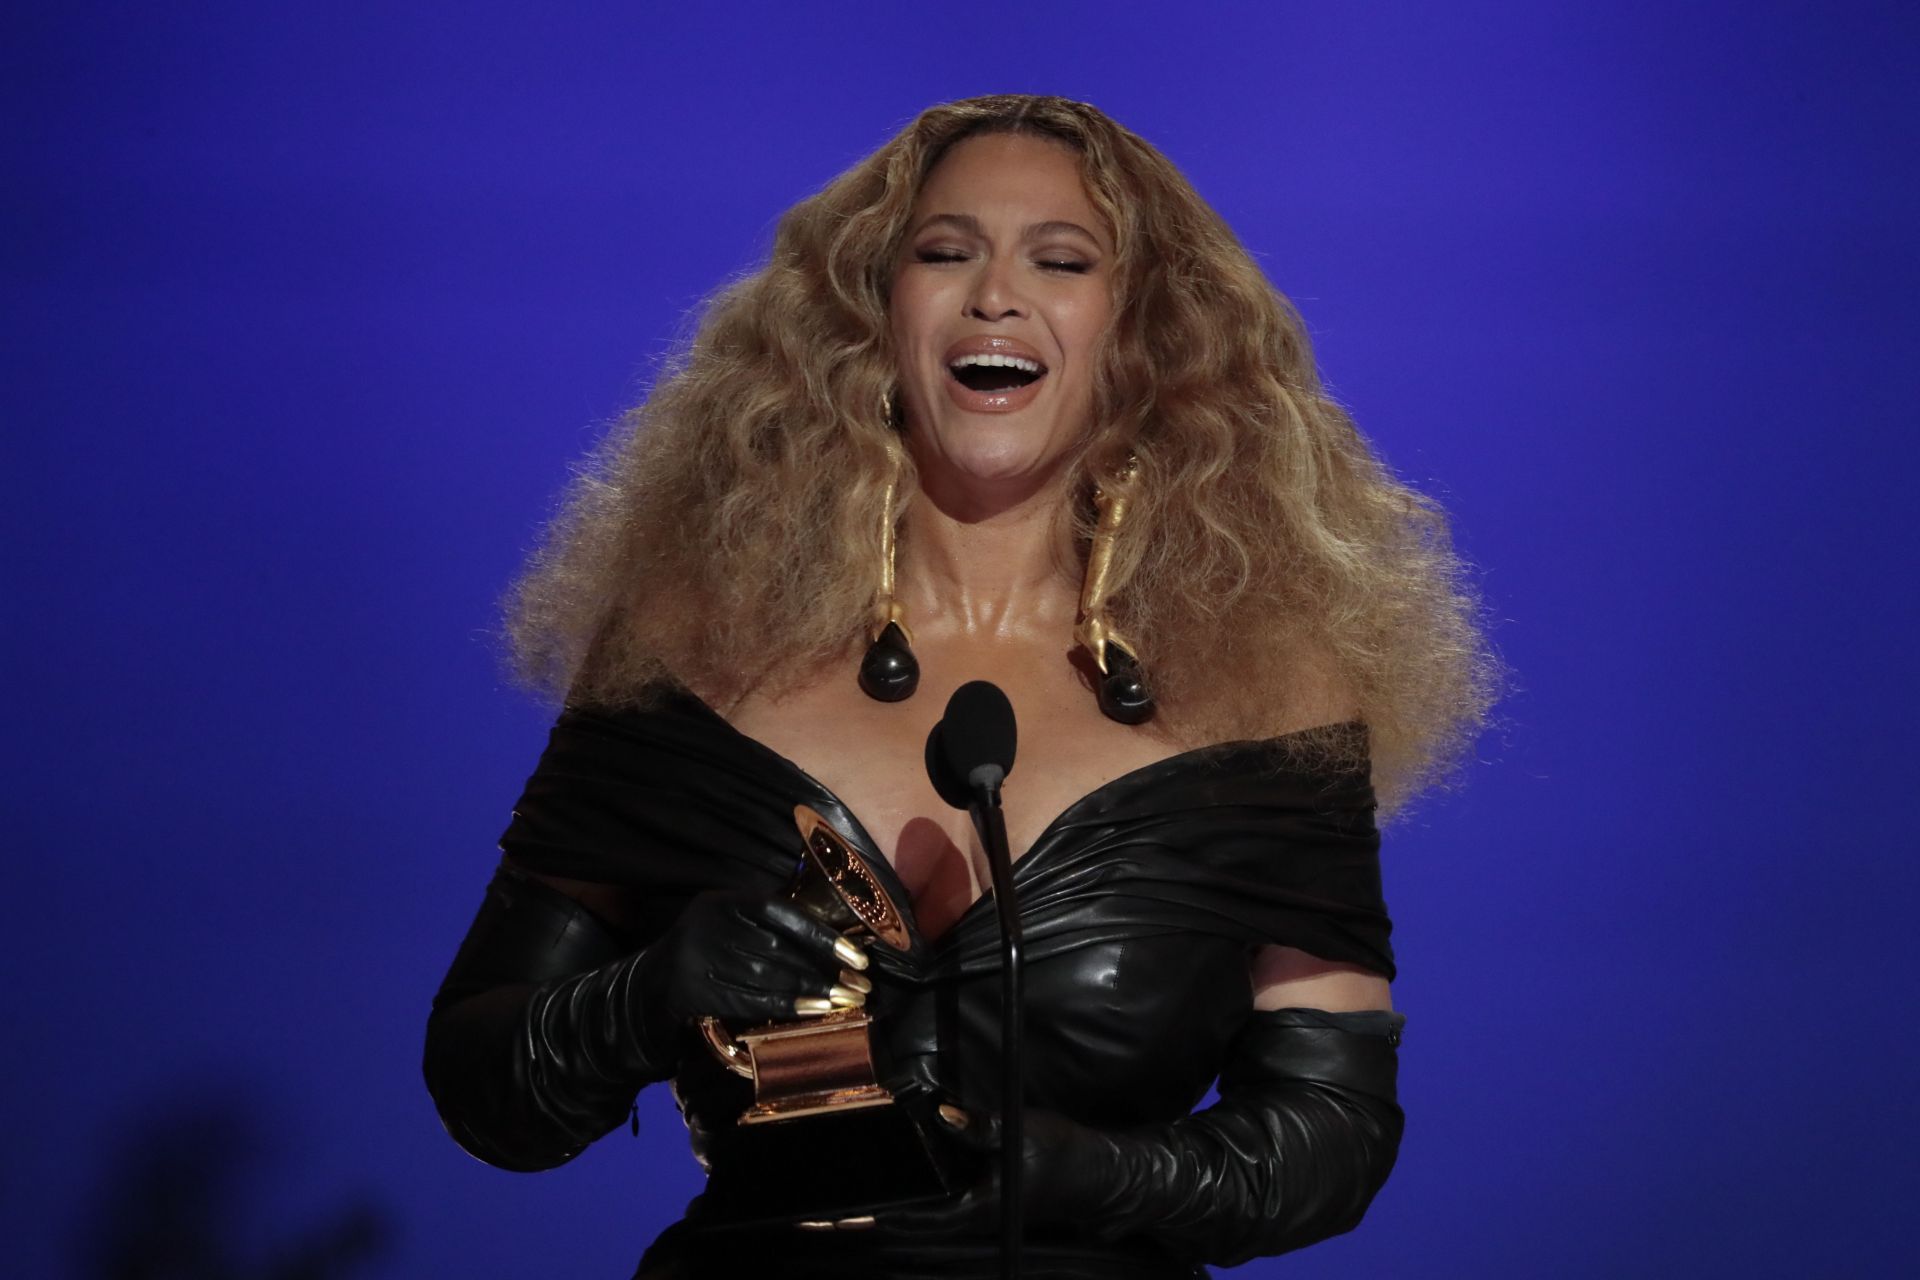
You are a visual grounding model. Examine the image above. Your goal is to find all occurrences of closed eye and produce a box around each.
[915,248,969,264]
[1038,259,1091,274]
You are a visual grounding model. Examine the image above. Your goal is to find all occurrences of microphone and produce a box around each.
[925,679,1018,805]
[926,681,1023,1280]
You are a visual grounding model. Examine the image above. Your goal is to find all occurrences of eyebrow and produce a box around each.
[910,212,1106,249]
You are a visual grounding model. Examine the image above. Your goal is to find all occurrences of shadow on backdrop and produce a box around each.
[74,1086,396,1280]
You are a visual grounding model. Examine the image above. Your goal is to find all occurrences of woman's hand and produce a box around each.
[867,1105,1103,1238]
[429,866,876,1172]
[635,890,870,1035]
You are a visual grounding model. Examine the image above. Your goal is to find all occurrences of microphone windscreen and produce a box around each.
[924,680,1017,808]
[941,680,1017,777]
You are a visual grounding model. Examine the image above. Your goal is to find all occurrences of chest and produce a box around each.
[724,654,1185,938]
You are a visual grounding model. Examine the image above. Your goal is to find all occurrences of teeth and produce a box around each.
[949,353,1043,374]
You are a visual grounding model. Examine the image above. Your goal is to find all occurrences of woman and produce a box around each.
[425,95,1497,1277]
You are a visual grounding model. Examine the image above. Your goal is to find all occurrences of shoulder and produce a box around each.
[1250,944,1393,1012]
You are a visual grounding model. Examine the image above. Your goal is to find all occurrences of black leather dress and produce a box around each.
[495,688,1397,1278]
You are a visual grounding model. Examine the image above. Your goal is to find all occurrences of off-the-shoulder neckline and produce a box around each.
[653,688,1368,952]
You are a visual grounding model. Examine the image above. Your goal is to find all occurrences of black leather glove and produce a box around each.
[876,1007,1404,1266]
[423,862,865,1173]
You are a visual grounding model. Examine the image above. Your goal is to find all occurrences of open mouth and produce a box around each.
[948,353,1047,393]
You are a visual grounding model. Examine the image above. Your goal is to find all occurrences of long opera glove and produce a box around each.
[422,863,856,1173]
[881,1007,1404,1266]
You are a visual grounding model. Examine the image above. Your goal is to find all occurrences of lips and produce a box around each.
[941,336,1049,413]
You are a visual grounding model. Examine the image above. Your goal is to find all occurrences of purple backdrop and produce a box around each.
[5,3,1916,1276]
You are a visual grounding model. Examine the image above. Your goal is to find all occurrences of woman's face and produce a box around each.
[890,132,1114,506]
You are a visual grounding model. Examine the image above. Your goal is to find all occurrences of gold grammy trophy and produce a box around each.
[692,805,967,1224]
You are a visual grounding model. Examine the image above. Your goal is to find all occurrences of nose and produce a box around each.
[965,254,1026,321]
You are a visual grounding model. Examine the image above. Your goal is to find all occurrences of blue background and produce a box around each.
[6,2,1916,1275]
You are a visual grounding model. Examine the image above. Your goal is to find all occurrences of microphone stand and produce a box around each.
[967,763,1023,1280]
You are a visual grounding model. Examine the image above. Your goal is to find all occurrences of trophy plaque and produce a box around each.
[692,805,968,1224]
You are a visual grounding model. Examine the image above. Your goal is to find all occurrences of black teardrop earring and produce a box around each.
[858,409,918,703]
[1074,456,1156,725]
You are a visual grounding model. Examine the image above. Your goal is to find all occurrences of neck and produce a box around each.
[898,468,1081,641]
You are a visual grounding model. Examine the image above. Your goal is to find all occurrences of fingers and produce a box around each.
[935,1104,1001,1155]
[755,898,869,973]
[707,966,867,1025]
[792,990,865,1017]
[676,893,877,1026]
[781,966,867,1016]
[750,951,870,1015]
[866,1180,997,1239]
[795,979,869,1018]
[744,898,872,1013]
[710,961,863,1020]
[832,936,870,972]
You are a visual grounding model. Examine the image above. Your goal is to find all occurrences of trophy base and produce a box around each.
[738,1083,891,1124]
[696,1088,971,1227]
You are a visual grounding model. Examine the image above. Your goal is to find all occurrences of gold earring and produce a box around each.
[1074,455,1155,724]
[857,423,917,702]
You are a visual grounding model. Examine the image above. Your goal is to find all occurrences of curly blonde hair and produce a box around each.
[506,94,1500,814]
